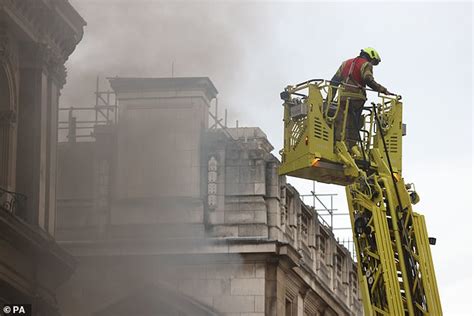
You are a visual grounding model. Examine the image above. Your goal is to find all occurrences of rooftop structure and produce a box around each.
[56,77,362,316]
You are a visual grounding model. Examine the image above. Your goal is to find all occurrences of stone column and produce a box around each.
[16,42,65,234]
[0,70,16,190]
[45,63,63,236]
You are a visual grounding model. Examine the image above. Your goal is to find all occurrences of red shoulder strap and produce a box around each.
[341,57,366,87]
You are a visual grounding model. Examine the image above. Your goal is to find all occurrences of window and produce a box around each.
[350,271,358,295]
[335,254,342,279]
[319,231,328,262]
[300,212,309,241]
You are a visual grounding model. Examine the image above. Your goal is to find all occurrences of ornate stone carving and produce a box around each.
[37,43,67,86]
[4,0,85,86]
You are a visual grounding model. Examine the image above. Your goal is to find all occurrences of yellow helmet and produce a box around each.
[361,47,381,63]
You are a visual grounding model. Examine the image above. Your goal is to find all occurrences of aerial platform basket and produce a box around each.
[278,79,354,185]
[278,79,403,186]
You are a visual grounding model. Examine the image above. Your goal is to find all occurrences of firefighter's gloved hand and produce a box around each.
[381,87,395,96]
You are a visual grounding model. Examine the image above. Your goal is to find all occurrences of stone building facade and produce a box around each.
[56,77,362,315]
[0,0,85,315]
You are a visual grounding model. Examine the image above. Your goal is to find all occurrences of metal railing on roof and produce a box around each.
[58,77,118,142]
[59,75,242,143]
[299,181,356,260]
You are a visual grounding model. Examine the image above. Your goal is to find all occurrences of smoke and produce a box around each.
[62,1,276,127]
[57,2,271,314]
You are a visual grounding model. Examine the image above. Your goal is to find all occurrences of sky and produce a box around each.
[63,0,473,314]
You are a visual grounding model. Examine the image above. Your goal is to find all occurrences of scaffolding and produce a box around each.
[300,182,356,260]
[58,77,118,142]
[59,76,240,143]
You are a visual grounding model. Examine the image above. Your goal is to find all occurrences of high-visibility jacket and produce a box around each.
[340,57,368,87]
[331,56,387,95]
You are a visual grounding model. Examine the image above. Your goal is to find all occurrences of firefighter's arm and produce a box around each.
[328,64,344,101]
[362,63,390,94]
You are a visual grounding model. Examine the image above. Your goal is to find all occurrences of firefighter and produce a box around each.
[329,47,391,151]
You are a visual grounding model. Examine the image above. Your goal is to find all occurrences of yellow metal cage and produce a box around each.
[279,79,403,186]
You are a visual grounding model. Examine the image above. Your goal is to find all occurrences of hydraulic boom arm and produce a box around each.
[279,80,442,315]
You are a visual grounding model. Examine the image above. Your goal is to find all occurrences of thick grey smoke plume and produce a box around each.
[57,3,264,313]
[62,0,277,130]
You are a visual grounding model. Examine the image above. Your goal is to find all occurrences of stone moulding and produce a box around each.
[1,0,86,86]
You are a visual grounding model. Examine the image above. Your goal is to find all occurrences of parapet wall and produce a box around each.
[203,127,361,311]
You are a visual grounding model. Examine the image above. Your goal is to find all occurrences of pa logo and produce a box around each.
[2,304,31,315]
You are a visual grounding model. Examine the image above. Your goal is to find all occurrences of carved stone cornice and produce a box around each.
[1,0,85,86]
[18,41,70,88]
[37,42,67,86]
[2,0,85,57]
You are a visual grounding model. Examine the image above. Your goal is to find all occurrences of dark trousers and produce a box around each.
[334,98,366,149]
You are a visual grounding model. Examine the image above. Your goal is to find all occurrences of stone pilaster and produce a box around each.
[16,42,63,233]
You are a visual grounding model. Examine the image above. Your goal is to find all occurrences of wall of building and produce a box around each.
[0,1,85,315]
[203,127,362,315]
[56,77,362,316]
[57,254,267,316]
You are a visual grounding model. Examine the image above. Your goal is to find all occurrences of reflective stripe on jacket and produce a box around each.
[340,57,368,87]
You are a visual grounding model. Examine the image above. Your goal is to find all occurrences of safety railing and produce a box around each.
[283,79,401,155]
[58,77,118,142]
[300,188,357,261]
[58,105,117,142]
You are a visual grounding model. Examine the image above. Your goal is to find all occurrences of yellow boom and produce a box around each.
[279,80,442,315]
